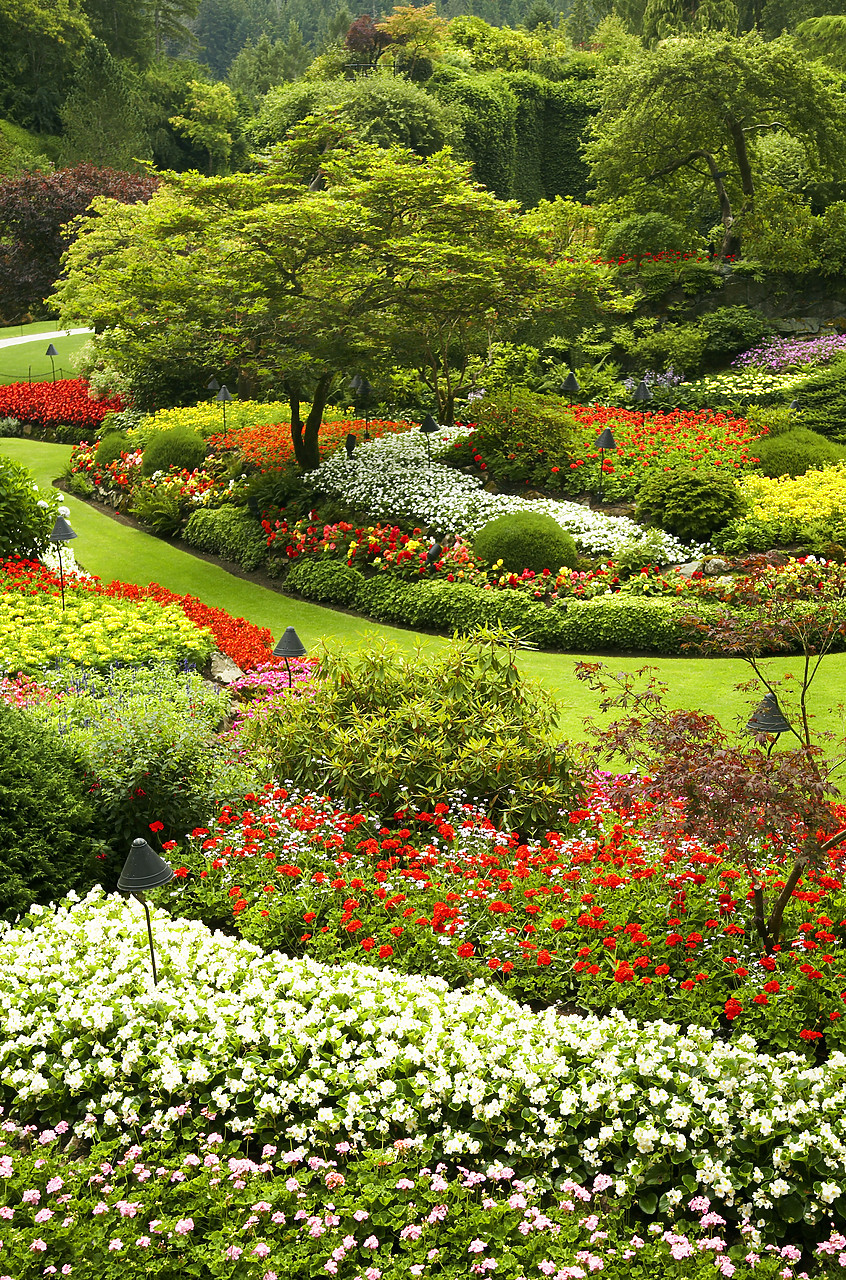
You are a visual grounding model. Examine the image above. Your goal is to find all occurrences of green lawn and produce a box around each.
[5,436,846,750]
[0,323,91,385]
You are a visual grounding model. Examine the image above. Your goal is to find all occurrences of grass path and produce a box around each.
[4,436,846,746]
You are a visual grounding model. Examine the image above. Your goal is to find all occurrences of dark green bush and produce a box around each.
[753,427,846,478]
[242,630,580,833]
[787,358,846,439]
[697,307,775,362]
[0,455,56,558]
[601,212,689,262]
[140,427,208,477]
[183,505,268,571]
[94,430,133,468]
[474,512,578,574]
[0,701,96,922]
[635,466,744,543]
[354,575,424,626]
[285,558,365,605]
[245,466,311,521]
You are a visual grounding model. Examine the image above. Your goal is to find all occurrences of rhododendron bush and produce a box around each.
[4,888,846,1249]
[0,379,123,431]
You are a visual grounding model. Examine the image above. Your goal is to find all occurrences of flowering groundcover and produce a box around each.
[0,379,123,433]
[4,889,846,1251]
[166,781,846,1055]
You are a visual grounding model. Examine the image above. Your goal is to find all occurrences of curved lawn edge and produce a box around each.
[3,437,846,741]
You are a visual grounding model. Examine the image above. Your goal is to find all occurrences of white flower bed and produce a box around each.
[3,891,845,1229]
[306,428,703,560]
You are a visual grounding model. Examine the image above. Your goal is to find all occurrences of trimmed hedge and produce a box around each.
[283,556,730,653]
[183,505,268,571]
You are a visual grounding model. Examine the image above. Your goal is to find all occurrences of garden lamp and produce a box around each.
[594,427,616,505]
[746,692,792,756]
[345,432,357,458]
[420,414,439,465]
[273,625,307,688]
[351,375,375,439]
[560,370,580,397]
[789,399,800,411]
[118,839,174,987]
[215,384,233,431]
[425,541,443,570]
[207,376,220,393]
[632,379,652,406]
[50,514,78,612]
[45,343,58,383]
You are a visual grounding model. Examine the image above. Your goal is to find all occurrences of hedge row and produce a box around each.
[283,558,726,654]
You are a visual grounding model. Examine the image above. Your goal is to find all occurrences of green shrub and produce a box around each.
[753,427,846,478]
[0,700,96,922]
[743,404,798,439]
[285,558,365,605]
[140,427,208,477]
[183,505,268,571]
[0,416,21,437]
[697,306,775,362]
[129,483,186,537]
[786,357,846,439]
[245,466,310,520]
[354,575,424,626]
[449,388,581,493]
[0,455,57,558]
[635,466,744,543]
[94,430,133,469]
[28,665,247,873]
[473,512,578,574]
[242,630,579,833]
[601,212,689,262]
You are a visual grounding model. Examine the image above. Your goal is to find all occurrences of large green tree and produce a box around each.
[54,130,616,467]
[585,33,846,258]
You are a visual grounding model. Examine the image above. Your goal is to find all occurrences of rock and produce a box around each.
[673,560,703,578]
[483,480,499,493]
[701,557,730,576]
[209,650,245,685]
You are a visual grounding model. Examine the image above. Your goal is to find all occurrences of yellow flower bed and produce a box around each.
[741,465,846,529]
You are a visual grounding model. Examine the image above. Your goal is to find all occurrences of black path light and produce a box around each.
[560,370,580,397]
[632,379,653,407]
[50,514,78,611]
[207,376,220,394]
[425,540,443,570]
[273,625,307,688]
[747,691,792,756]
[420,413,439,465]
[215,384,233,430]
[345,432,357,459]
[594,426,616,505]
[45,343,58,383]
[350,374,375,439]
[789,399,800,411]
[118,839,174,986]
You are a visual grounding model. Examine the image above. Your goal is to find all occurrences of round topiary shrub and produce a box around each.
[94,430,133,469]
[753,427,846,478]
[473,512,578,574]
[140,427,208,477]
[635,466,744,543]
[0,700,97,922]
[601,212,689,263]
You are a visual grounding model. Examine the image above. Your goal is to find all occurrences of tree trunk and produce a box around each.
[648,148,740,259]
[766,844,811,947]
[292,371,334,472]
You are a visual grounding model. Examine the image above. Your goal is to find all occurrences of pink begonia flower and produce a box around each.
[225,1246,243,1260]
[468,1241,487,1255]
[688,1197,710,1212]
[108,1239,123,1251]
[324,1264,338,1276]
[271,1212,286,1225]
[62,1270,72,1278]
[30,1240,48,1252]
[325,1172,345,1189]
[92,1203,108,1216]
[252,1243,270,1258]
[395,1179,415,1191]
[46,1178,64,1194]
[263,1273,278,1280]
[353,1209,369,1222]
[22,1189,41,1204]
[136,1237,151,1248]
[34,1209,53,1223]
[0,1207,12,1220]
[592,1174,614,1192]
[363,1235,379,1250]
[400,1224,423,1241]
[253,1201,272,1213]
[365,1270,382,1280]
[175,1218,194,1235]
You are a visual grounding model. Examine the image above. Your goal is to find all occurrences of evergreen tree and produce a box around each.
[60,41,151,169]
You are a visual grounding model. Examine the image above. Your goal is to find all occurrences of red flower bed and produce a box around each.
[169,778,846,1056]
[208,417,413,471]
[0,379,123,430]
[0,558,278,671]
